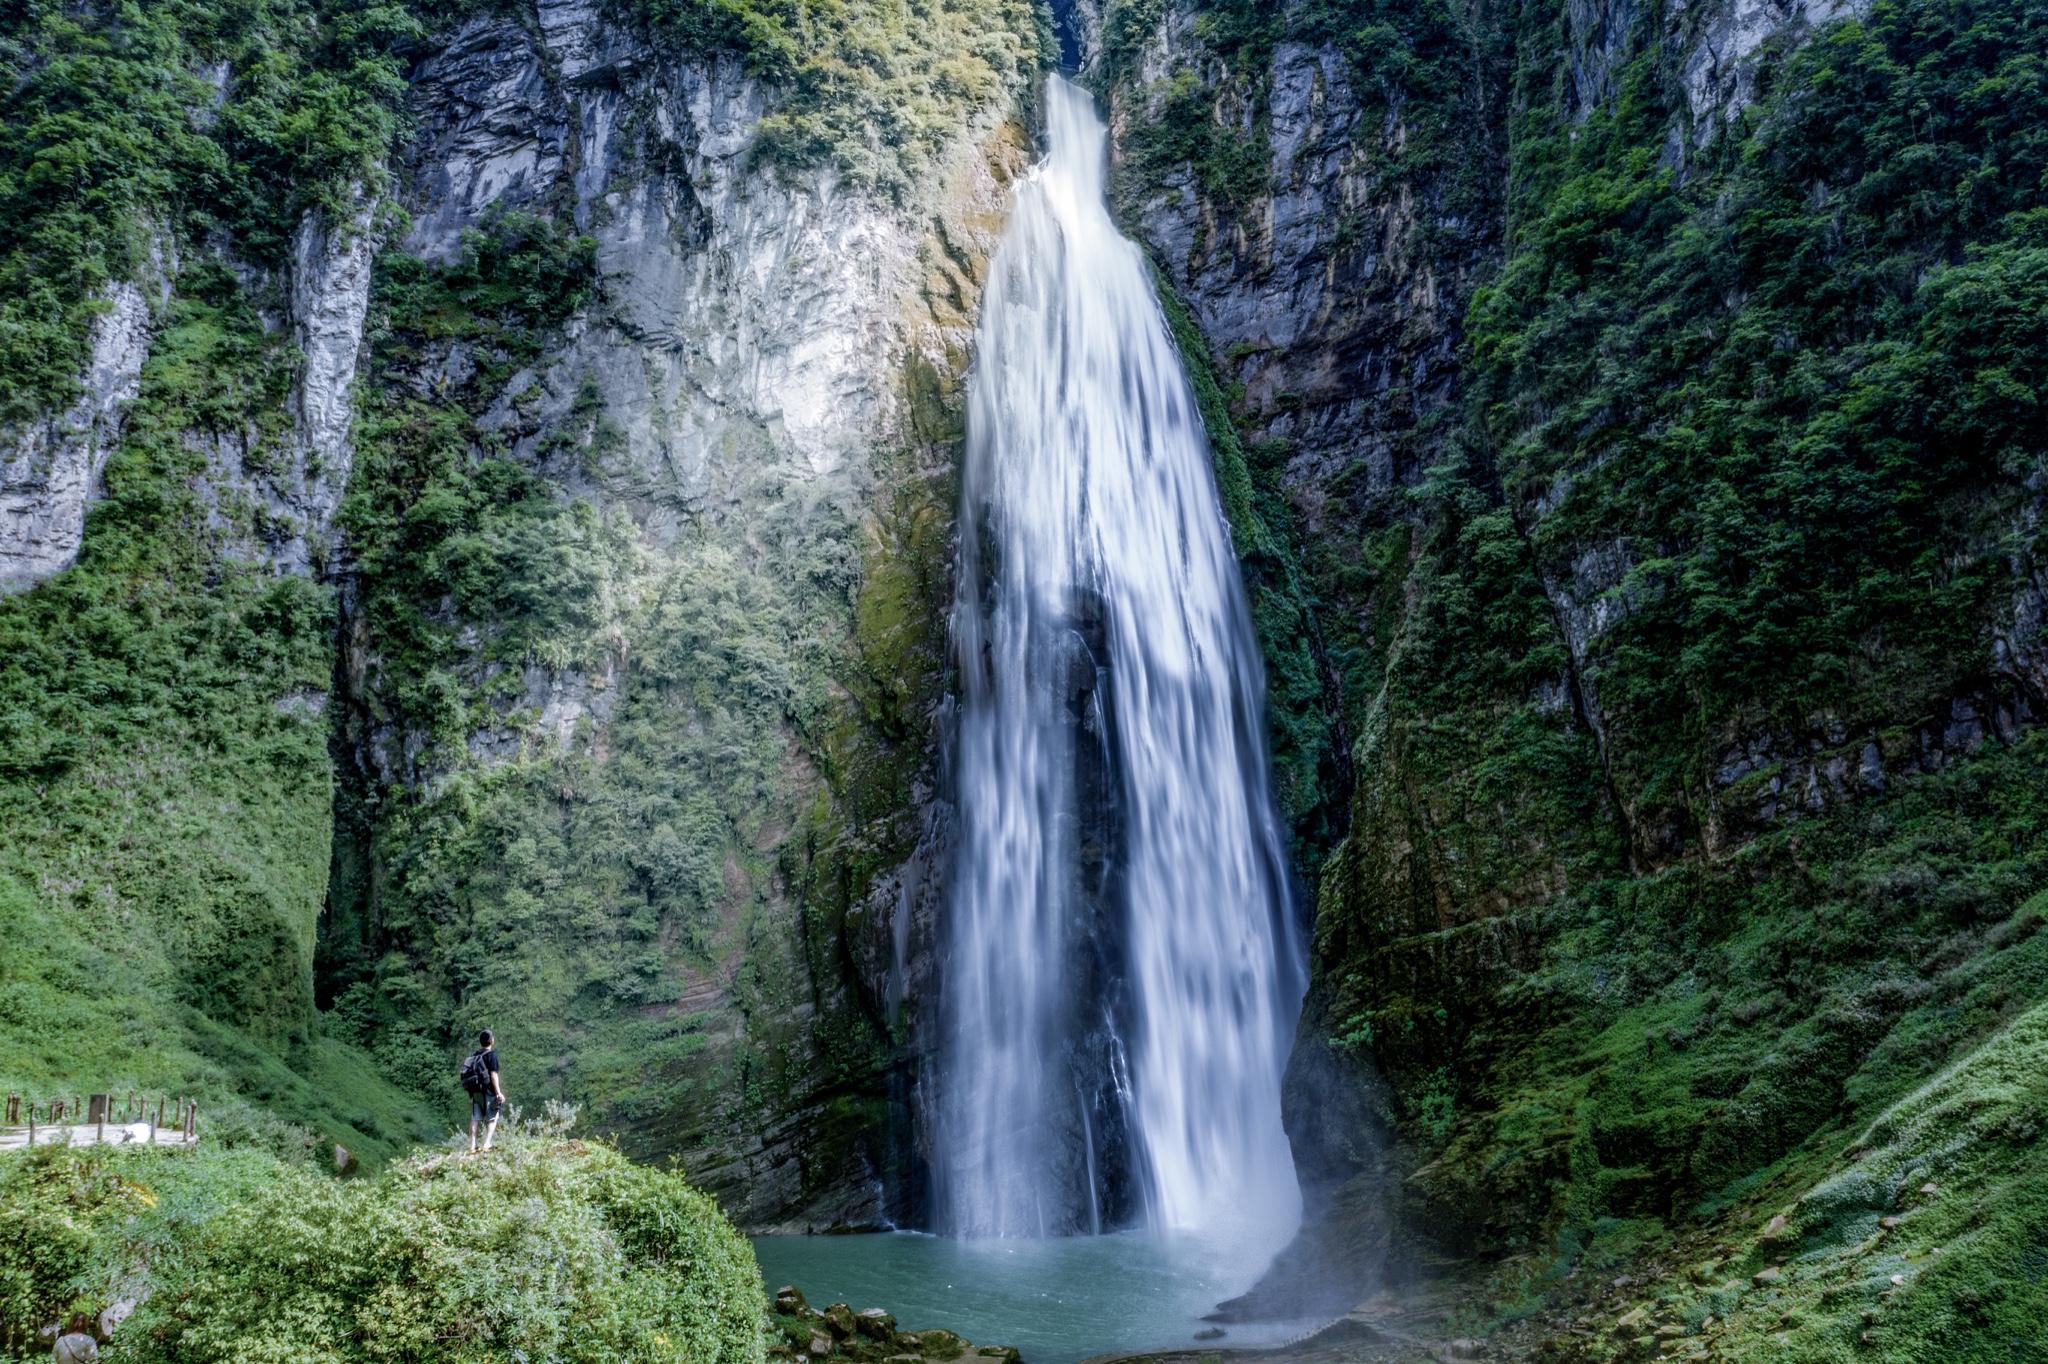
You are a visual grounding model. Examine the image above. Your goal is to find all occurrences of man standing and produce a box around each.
[461,1029,506,1153]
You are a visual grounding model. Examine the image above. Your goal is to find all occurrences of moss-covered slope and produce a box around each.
[1102,0,2048,1349]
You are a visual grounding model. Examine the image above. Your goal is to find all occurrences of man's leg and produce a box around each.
[469,1104,481,1153]
[482,1099,499,1151]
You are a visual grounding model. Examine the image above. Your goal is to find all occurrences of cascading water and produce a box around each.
[939,76,1305,1249]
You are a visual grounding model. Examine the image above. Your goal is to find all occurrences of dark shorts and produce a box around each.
[471,1093,503,1123]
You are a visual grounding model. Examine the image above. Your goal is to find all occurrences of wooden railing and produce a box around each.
[0,1093,199,1151]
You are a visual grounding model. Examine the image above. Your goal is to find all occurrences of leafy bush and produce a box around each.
[0,1113,766,1364]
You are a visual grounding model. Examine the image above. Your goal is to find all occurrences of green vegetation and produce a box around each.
[1469,0,2048,851]
[323,199,955,1193]
[1153,267,1350,868]
[626,0,1045,197]
[1349,732,2048,1282]
[1104,0,1503,221]
[1109,0,2048,1349]
[0,0,414,424]
[0,256,438,1158]
[0,1107,766,1364]
[0,0,1040,1226]
[1270,0,2048,1346]
[1105,0,1507,209]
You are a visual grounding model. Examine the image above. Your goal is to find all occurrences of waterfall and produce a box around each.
[939,77,1304,1248]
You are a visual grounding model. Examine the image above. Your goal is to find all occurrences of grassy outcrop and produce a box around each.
[0,1108,765,1364]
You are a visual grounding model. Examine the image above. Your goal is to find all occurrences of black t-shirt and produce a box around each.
[480,1048,500,1084]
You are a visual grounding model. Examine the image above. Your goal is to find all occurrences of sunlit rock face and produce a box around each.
[404,4,916,499]
[317,1,1030,1230]
[0,202,377,592]
[1678,0,1872,129]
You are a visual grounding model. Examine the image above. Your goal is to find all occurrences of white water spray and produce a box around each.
[940,77,1304,1248]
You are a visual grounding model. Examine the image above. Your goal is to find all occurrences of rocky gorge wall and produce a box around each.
[319,0,1036,1230]
[4,4,2048,1351]
[0,0,1037,1219]
[1094,0,2048,1350]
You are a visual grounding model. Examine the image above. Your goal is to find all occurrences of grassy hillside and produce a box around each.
[0,261,443,1159]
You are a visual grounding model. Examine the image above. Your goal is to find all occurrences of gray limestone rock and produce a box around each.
[1679,0,1870,131]
[0,281,153,593]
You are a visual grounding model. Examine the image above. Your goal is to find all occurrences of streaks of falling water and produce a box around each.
[939,75,1305,1252]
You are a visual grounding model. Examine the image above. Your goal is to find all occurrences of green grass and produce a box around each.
[0,258,437,1163]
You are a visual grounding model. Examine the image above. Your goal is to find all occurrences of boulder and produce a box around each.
[808,1332,834,1357]
[93,1297,138,1341]
[856,1308,898,1340]
[916,1329,968,1360]
[777,1286,815,1316]
[823,1304,858,1340]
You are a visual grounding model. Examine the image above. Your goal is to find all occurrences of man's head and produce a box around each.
[479,1029,494,1048]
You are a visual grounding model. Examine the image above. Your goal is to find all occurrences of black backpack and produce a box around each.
[460,1049,491,1095]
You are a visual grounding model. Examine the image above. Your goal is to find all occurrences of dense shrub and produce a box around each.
[625,0,1043,196]
[0,1111,765,1364]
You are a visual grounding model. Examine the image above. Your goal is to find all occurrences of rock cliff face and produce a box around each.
[0,0,1030,1223]
[0,279,155,591]
[311,1,1028,1230]
[5,8,2046,1346]
[0,204,376,592]
[1097,0,2048,1342]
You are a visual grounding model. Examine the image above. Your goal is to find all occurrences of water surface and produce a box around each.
[754,1231,1326,1364]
